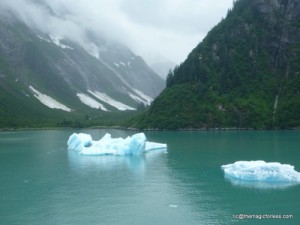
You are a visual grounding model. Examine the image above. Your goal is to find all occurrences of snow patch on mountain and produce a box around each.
[131,88,153,105]
[76,93,108,111]
[49,35,74,50]
[29,86,72,112]
[116,61,131,68]
[85,43,99,59]
[37,34,50,42]
[88,90,135,111]
[37,34,73,50]
[128,93,145,105]
[119,62,126,67]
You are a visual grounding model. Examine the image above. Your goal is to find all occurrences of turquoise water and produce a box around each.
[0,130,299,225]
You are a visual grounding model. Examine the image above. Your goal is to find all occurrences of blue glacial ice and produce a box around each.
[67,132,167,156]
[221,160,300,183]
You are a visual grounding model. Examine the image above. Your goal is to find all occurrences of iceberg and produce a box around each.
[221,160,300,183]
[67,132,167,156]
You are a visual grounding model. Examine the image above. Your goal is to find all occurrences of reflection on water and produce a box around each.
[224,175,300,189]
[1,130,300,225]
[68,148,167,175]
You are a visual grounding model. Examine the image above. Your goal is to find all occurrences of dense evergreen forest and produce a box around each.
[131,0,300,129]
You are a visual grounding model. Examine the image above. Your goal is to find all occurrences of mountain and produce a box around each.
[143,52,176,79]
[0,9,164,127]
[133,0,300,129]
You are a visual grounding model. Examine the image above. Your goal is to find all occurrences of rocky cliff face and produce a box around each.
[249,0,300,122]
[254,0,300,67]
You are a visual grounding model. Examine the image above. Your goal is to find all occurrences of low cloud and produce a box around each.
[0,0,232,63]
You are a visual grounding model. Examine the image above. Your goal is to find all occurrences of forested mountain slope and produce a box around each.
[134,0,300,129]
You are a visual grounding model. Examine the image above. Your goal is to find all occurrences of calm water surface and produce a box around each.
[0,130,299,225]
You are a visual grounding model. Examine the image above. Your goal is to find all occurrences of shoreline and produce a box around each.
[1,125,300,132]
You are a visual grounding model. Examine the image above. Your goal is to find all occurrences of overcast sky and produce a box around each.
[0,0,233,64]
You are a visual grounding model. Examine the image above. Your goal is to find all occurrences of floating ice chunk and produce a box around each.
[67,133,93,153]
[224,177,299,189]
[67,132,167,156]
[145,141,167,152]
[221,161,300,183]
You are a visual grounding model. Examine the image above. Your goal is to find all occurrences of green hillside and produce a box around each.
[132,0,300,129]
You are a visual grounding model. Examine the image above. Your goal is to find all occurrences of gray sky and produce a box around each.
[0,0,233,64]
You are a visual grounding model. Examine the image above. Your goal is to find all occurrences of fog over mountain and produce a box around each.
[0,0,232,64]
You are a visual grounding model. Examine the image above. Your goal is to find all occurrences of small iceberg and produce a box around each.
[221,161,300,183]
[67,132,167,156]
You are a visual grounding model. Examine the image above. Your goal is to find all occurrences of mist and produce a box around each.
[0,0,232,64]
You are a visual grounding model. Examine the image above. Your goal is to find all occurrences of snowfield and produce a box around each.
[76,93,108,111]
[88,90,135,111]
[29,86,72,112]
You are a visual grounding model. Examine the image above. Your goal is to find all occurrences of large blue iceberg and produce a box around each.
[221,160,300,183]
[67,132,167,156]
